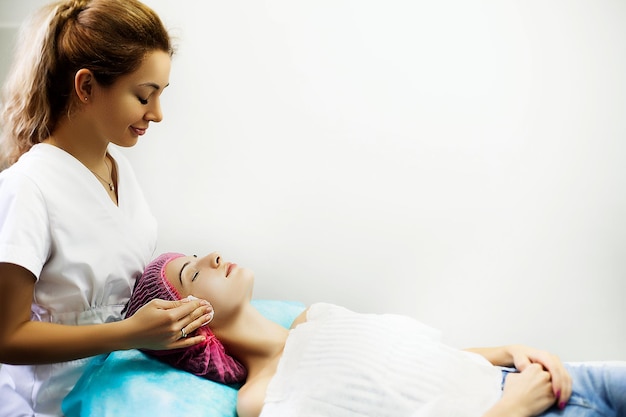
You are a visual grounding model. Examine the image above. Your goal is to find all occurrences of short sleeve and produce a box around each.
[0,172,51,279]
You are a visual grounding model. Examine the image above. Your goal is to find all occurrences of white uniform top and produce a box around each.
[0,144,157,417]
[261,303,503,417]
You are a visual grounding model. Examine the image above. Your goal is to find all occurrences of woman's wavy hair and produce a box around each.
[0,0,173,169]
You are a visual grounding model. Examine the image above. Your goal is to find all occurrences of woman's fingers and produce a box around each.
[151,297,212,321]
[129,298,213,349]
[168,333,207,349]
[502,364,556,416]
[157,298,214,339]
[176,310,214,341]
[510,345,572,409]
[152,297,208,317]
[528,349,572,407]
[548,360,572,408]
[167,300,213,349]
[179,302,213,334]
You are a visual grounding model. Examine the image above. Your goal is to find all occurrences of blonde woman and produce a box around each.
[0,2,211,416]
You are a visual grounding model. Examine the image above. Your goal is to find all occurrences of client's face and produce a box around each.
[164,252,255,317]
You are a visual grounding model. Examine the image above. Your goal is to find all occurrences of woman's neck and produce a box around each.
[46,116,109,171]
[215,304,290,378]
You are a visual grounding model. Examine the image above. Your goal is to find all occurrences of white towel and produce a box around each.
[261,303,502,417]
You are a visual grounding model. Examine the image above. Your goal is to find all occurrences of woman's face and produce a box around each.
[165,252,255,319]
[90,50,171,147]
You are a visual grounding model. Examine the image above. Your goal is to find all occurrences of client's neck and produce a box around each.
[214,303,289,376]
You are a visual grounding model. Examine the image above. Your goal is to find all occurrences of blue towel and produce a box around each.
[62,300,306,417]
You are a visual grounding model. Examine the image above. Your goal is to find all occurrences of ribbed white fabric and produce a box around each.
[261,303,502,417]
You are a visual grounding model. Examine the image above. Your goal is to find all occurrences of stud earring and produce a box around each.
[84,97,88,101]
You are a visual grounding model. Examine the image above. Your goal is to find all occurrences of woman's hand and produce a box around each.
[123,297,214,350]
[465,344,571,409]
[500,364,556,416]
[508,345,571,408]
[483,363,556,417]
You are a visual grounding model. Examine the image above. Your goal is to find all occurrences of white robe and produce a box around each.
[0,144,157,417]
[261,303,503,417]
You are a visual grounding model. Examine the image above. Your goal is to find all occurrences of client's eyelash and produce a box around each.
[191,271,199,282]
[138,97,148,105]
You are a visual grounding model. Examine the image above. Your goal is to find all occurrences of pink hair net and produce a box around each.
[123,252,247,385]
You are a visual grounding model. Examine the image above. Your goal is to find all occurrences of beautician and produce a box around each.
[0,1,212,416]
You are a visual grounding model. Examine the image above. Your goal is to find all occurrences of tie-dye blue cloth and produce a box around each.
[62,300,306,417]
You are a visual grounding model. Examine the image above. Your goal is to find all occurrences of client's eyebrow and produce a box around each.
[179,261,191,285]
[139,82,170,90]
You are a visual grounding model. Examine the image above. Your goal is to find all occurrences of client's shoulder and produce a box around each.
[289,306,310,329]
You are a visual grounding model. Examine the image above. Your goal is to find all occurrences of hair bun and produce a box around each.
[57,0,87,21]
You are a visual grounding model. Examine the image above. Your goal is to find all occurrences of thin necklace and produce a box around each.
[90,157,115,192]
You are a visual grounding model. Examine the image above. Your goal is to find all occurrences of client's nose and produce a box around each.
[205,252,221,269]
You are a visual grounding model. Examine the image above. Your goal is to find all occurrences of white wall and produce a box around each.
[3,0,626,361]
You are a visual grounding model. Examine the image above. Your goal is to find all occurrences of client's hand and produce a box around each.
[500,364,556,416]
[123,298,213,350]
[508,345,571,408]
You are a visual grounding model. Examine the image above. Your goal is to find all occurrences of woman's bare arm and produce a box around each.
[465,346,515,366]
[0,263,212,364]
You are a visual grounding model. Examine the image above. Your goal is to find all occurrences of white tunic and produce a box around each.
[261,303,503,417]
[0,144,157,417]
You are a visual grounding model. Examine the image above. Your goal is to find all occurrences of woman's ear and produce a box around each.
[74,69,94,103]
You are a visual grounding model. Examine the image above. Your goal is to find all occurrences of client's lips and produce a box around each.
[226,263,237,277]
[131,126,147,136]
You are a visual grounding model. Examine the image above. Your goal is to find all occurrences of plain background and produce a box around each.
[1,0,625,361]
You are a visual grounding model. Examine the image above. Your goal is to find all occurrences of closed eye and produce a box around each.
[191,271,199,282]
